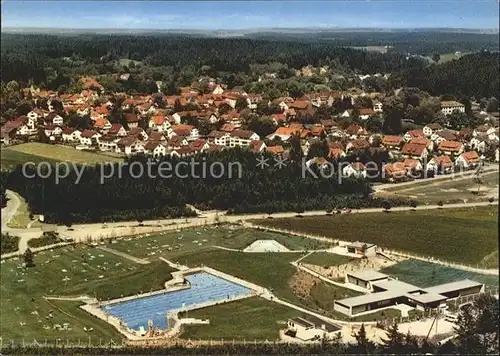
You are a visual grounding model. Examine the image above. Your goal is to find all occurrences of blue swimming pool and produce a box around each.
[101,272,252,331]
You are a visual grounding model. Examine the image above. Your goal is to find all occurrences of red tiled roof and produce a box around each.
[348,139,370,150]
[266,145,285,155]
[438,140,463,152]
[405,130,425,138]
[359,108,375,116]
[384,163,407,177]
[401,143,426,156]
[81,129,98,138]
[346,124,362,135]
[289,101,309,110]
[431,155,453,168]
[460,151,481,163]
[382,135,404,146]
[328,148,345,159]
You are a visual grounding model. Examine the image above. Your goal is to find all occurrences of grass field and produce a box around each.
[1,148,60,171]
[2,143,122,168]
[0,245,177,342]
[386,171,499,204]
[437,52,467,64]
[301,252,353,267]
[118,58,143,66]
[179,297,306,341]
[177,248,365,319]
[178,249,303,303]
[381,259,499,288]
[110,225,332,260]
[254,206,498,266]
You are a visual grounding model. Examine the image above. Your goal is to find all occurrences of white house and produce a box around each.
[229,130,260,147]
[62,128,82,142]
[342,162,367,179]
[438,140,464,156]
[212,84,224,95]
[149,115,172,134]
[44,112,64,126]
[99,136,119,152]
[44,124,63,138]
[473,125,497,137]
[440,101,465,115]
[79,130,101,146]
[423,123,442,137]
[469,136,488,153]
[208,131,231,146]
[455,151,481,169]
[373,100,383,113]
[108,124,127,137]
[426,155,453,174]
[116,137,137,155]
[172,124,199,142]
[144,141,167,158]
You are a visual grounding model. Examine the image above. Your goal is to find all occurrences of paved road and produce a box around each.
[97,245,150,264]
[1,189,20,231]
[1,188,498,255]
[373,164,498,192]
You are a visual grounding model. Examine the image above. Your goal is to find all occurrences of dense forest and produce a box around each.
[244,30,500,55]
[395,51,499,99]
[0,149,407,224]
[2,33,498,101]
[0,33,425,88]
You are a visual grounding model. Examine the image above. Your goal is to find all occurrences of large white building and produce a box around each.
[334,270,484,317]
[440,101,465,115]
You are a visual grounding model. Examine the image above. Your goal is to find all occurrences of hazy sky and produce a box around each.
[2,1,499,30]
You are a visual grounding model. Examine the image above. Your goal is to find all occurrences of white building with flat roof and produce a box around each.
[334,274,484,317]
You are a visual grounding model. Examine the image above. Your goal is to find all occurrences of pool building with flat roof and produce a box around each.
[334,270,484,317]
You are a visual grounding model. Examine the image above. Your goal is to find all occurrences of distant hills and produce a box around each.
[1,27,498,36]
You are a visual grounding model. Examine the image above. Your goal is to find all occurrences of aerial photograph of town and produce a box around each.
[0,0,498,355]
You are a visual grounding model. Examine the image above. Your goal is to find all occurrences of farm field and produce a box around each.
[381,259,499,288]
[386,170,499,204]
[254,206,498,266]
[0,245,177,342]
[179,297,306,341]
[301,252,353,267]
[2,143,122,167]
[437,51,467,63]
[110,225,332,260]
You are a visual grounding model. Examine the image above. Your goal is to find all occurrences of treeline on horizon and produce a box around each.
[0,149,406,224]
[245,30,500,55]
[0,33,425,84]
[1,33,498,100]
